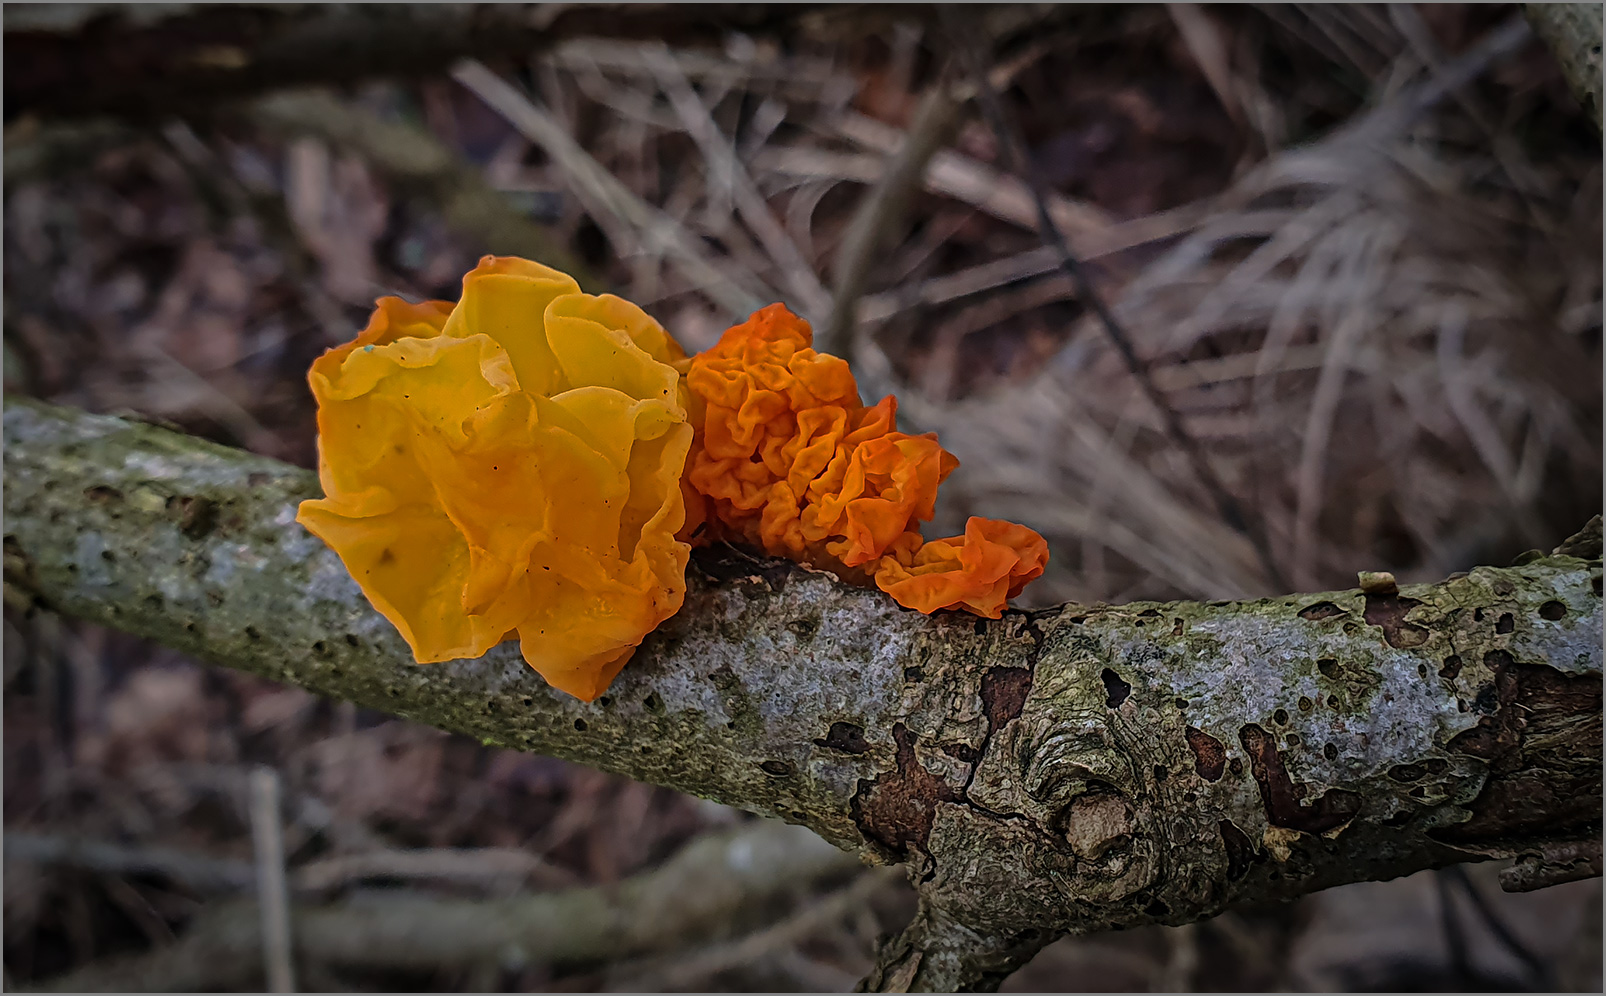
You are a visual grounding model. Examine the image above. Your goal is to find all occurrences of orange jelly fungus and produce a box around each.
[682,304,1048,618]
[874,517,1049,619]
[296,256,693,701]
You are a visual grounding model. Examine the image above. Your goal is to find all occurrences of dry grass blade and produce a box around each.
[850,11,1596,605]
[644,44,832,325]
[451,59,772,319]
[249,767,295,994]
[940,5,1292,591]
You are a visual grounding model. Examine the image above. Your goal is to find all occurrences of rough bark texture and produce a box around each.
[5,398,1602,991]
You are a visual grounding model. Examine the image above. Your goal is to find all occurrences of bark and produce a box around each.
[5,397,1602,991]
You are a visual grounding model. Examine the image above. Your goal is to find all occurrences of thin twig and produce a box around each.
[1444,864,1554,990]
[249,767,296,994]
[603,866,902,992]
[819,75,967,362]
[5,829,581,896]
[938,6,1292,593]
[3,831,257,893]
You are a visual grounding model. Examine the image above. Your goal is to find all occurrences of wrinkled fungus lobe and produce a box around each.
[297,256,692,701]
[682,304,1047,618]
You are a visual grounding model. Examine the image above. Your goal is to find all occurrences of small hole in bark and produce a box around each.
[101,550,116,562]
[1228,757,1244,777]
[312,641,330,657]
[1474,608,1485,622]
[727,720,737,730]
[597,696,612,707]
[344,633,359,647]
[1383,809,1414,827]
[1327,695,1340,708]
[1145,899,1169,917]
[974,619,987,636]
[1317,658,1339,678]
[244,626,261,640]
[1473,682,1500,715]
[1174,697,1188,710]
[1285,732,1301,746]
[1100,669,1131,708]
[1299,601,1345,620]
[815,721,869,754]
[1417,663,1427,677]
[1172,618,1184,636]
[1324,742,1338,761]
[1298,696,1313,712]
[520,696,533,707]
[1343,622,1359,634]
[1539,600,1566,620]
[903,666,924,683]
[643,692,661,711]
[1273,708,1289,725]
[573,718,587,731]
[1423,758,1448,775]
[760,759,791,777]
[1153,765,1168,782]
[1495,612,1514,633]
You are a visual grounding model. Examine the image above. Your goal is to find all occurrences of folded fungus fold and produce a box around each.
[301,257,1047,701]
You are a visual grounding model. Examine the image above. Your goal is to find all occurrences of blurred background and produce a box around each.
[3,3,1600,991]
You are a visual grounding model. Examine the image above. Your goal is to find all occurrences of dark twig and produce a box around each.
[937,8,1291,594]
[1444,864,1554,991]
[1435,868,1474,989]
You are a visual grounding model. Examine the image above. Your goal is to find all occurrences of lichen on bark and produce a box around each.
[5,398,1601,992]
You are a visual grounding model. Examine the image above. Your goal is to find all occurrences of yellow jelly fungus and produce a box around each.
[296,256,693,701]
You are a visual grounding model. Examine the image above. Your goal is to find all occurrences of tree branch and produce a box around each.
[21,820,860,992]
[2,4,831,121]
[5,398,1601,991]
